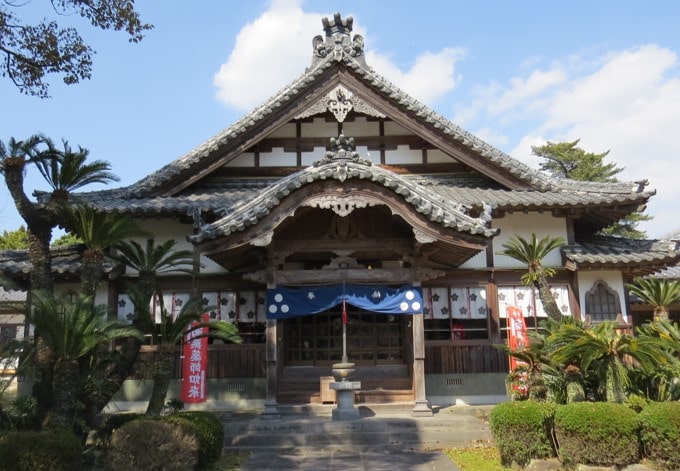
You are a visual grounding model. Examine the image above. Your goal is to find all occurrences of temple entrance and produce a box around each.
[284,307,406,366]
[279,307,414,403]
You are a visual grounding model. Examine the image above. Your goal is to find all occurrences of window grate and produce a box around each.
[446,377,463,388]
[225,382,245,391]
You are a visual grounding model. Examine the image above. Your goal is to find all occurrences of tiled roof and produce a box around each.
[190,159,499,243]
[0,245,117,278]
[562,236,680,268]
[0,287,26,303]
[71,173,651,219]
[652,266,680,279]
[73,15,653,205]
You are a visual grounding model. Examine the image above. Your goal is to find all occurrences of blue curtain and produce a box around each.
[266,284,423,319]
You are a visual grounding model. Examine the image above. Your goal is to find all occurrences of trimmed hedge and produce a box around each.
[554,402,639,467]
[490,401,556,467]
[163,411,225,467]
[0,429,83,471]
[639,402,680,470]
[108,418,198,470]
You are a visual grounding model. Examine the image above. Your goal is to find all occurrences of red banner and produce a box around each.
[506,305,529,370]
[180,313,209,403]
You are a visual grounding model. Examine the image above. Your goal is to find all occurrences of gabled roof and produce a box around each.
[190,138,498,244]
[76,13,652,211]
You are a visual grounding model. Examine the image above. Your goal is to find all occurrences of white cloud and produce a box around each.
[213,0,320,110]
[213,1,463,110]
[367,48,464,105]
[471,44,680,238]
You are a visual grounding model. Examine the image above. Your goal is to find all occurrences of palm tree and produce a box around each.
[107,239,196,417]
[497,318,567,401]
[32,139,119,202]
[2,135,121,417]
[0,135,55,292]
[29,291,142,429]
[129,293,241,417]
[115,238,195,306]
[64,206,150,301]
[498,234,566,322]
[627,277,680,321]
[633,320,680,401]
[546,320,675,402]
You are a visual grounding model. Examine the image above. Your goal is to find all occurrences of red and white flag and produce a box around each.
[180,313,210,403]
[506,305,529,370]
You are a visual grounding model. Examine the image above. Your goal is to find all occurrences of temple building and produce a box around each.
[2,13,679,414]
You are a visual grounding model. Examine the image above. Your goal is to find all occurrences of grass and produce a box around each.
[206,452,251,470]
[445,446,505,471]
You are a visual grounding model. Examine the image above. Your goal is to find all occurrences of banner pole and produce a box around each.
[342,284,348,363]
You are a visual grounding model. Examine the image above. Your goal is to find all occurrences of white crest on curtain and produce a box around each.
[427,287,450,319]
[201,292,221,321]
[450,287,487,319]
[498,285,571,318]
[117,293,134,324]
[239,291,258,323]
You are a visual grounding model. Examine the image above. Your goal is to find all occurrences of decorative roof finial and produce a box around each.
[311,13,366,67]
[313,133,372,170]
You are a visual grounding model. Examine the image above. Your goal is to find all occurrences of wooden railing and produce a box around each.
[133,344,266,380]
[424,344,508,374]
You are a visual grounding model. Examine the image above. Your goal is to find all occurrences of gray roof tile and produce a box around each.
[563,236,680,268]
[75,17,653,203]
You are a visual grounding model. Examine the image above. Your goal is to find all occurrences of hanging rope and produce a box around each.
[342,282,348,325]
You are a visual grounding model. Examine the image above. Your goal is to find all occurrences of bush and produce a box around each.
[554,402,639,467]
[639,402,680,470]
[489,400,556,467]
[164,411,224,467]
[92,413,144,445]
[0,428,83,470]
[108,418,198,470]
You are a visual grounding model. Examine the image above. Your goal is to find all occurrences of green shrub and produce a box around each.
[489,400,556,467]
[0,429,83,470]
[639,402,680,470]
[108,418,198,470]
[164,411,224,467]
[554,402,639,467]
[92,412,144,446]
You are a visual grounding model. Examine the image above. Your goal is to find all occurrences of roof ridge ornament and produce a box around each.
[295,85,385,122]
[311,13,366,67]
[314,133,373,172]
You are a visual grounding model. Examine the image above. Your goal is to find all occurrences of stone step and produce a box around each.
[221,405,493,452]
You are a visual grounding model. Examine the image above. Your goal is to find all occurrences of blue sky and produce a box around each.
[2,0,680,238]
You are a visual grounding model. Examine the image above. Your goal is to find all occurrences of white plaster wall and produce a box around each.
[301,146,328,166]
[383,121,409,135]
[132,219,226,275]
[268,122,296,138]
[492,213,567,268]
[259,148,296,167]
[428,149,454,163]
[343,117,379,137]
[460,251,487,269]
[301,118,337,138]
[225,153,255,167]
[385,145,422,165]
[576,270,629,321]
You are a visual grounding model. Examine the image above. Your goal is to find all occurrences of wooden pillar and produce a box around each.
[411,311,432,417]
[263,318,280,419]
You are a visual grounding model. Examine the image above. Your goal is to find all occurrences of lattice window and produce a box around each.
[585,281,621,322]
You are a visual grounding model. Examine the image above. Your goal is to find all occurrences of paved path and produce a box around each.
[222,404,491,470]
[240,449,460,470]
